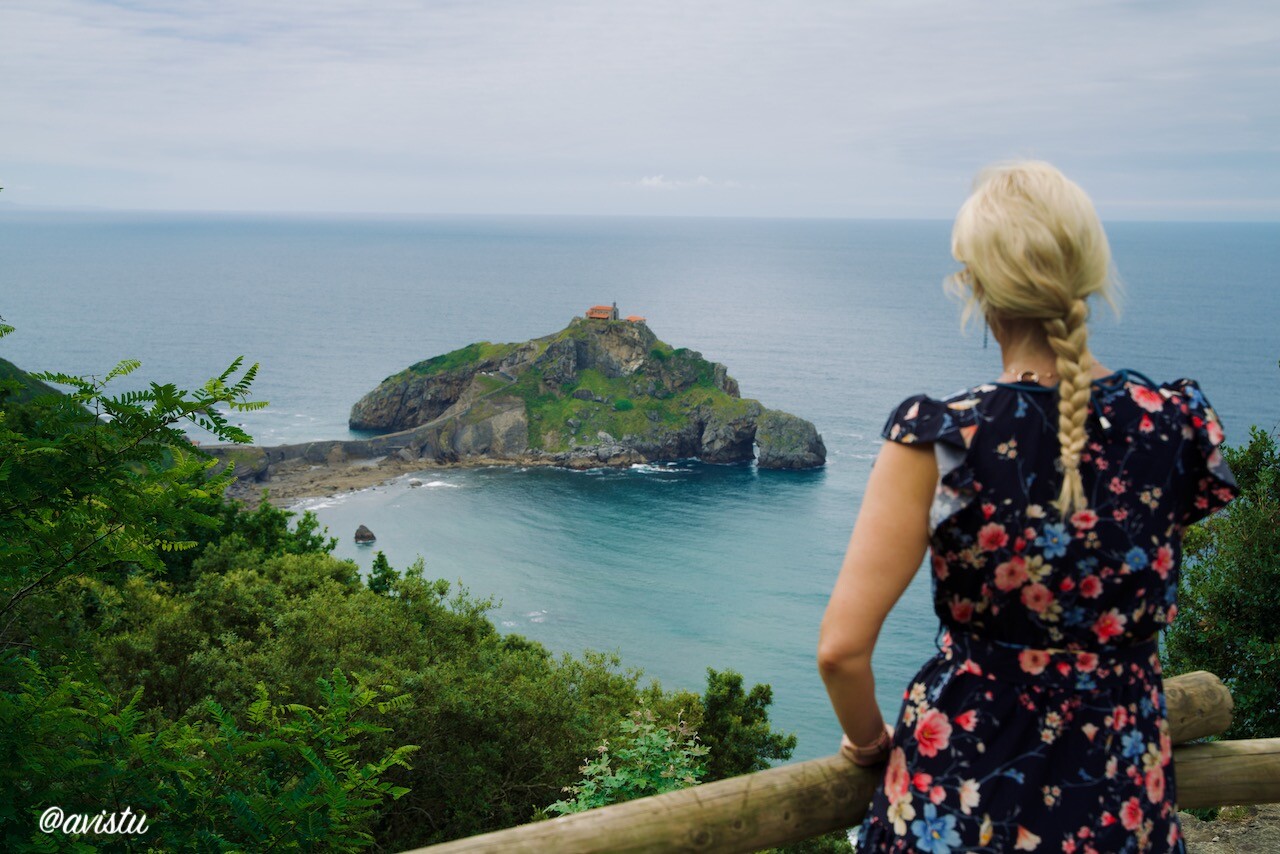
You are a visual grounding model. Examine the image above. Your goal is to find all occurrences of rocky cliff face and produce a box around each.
[222,318,824,480]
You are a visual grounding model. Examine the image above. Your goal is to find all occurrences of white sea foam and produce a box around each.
[628,463,686,475]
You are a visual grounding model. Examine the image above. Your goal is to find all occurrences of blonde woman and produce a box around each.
[819,162,1238,852]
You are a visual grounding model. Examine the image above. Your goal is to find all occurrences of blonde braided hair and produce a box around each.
[1043,299,1093,514]
[946,162,1117,517]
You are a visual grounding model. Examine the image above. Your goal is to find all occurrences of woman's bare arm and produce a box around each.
[818,440,936,747]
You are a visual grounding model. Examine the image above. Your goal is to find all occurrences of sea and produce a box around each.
[2,211,1277,761]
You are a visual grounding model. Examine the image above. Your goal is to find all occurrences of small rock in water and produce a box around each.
[408,479,423,488]
[354,524,376,544]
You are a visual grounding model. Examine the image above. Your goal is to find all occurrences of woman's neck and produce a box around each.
[992,318,1111,384]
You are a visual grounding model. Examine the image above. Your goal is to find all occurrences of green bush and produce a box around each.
[613,398,634,412]
[545,706,707,815]
[696,669,797,782]
[1,326,803,849]
[0,655,414,852]
[1165,426,1280,739]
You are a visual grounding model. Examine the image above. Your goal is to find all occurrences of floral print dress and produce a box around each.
[856,372,1237,854]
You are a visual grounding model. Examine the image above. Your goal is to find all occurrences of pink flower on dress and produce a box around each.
[1139,415,1155,433]
[932,553,950,580]
[994,557,1029,591]
[1079,575,1103,599]
[949,598,974,623]
[1021,583,1053,613]
[1120,796,1144,830]
[1070,509,1099,530]
[1109,476,1126,495]
[1146,764,1166,803]
[953,710,978,732]
[1207,418,1224,445]
[884,747,910,802]
[914,709,953,758]
[1075,652,1099,673]
[912,771,933,792]
[978,522,1009,551]
[1131,386,1166,413]
[1092,609,1127,643]
[1019,649,1050,676]
[929,785,946,805]
[982,502,996,519]
[1152,545,1174,579]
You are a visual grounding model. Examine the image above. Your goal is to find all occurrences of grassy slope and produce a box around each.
[0,357,61,405]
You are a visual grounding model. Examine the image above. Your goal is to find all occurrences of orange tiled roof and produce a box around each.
[625,315,646,322]
[586,306,613,319]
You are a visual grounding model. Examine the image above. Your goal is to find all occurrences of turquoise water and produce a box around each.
[3,213,1277,760]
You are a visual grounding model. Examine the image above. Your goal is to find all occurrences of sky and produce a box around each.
[2,0,1278,219]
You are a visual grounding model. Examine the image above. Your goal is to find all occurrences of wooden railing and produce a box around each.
[409,671,1280,853]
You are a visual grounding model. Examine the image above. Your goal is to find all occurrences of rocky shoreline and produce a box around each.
[222,451,664,509]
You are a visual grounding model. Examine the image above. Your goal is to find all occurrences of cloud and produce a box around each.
[0,0,1277,217]
[629,175,739,191]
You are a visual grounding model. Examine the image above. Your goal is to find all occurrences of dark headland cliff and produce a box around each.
[212,315,825,495]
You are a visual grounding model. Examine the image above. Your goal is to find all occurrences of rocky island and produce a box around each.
[213,312,825,503]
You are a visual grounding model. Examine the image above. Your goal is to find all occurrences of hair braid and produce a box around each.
[1043,298,1093,516]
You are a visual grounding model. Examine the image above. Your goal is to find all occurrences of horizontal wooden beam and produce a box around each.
[413,753,875,854]
[1175,738,1280,809]
[410,671,1246,854]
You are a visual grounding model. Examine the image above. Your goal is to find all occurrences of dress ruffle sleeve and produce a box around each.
[881,394,970,449]
[1164,378,1239,526]
[882,392,981,532]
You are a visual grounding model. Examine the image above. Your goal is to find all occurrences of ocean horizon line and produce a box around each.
[3,203,1279,226]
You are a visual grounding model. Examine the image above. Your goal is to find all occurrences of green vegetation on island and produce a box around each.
[341,314,826,470]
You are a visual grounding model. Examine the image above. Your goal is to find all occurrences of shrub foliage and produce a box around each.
[0,327,799,849]
[1165,425,1280,739]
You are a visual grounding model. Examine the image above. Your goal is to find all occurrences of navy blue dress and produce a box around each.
[856,372,1237,854]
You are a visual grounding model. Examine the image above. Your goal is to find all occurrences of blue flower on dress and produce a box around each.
[911,803,961,854]
[1074,674,1097,692]
[1122,730,1146,759]
[1125,547,1149,571]
[1036,524,1069,559]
